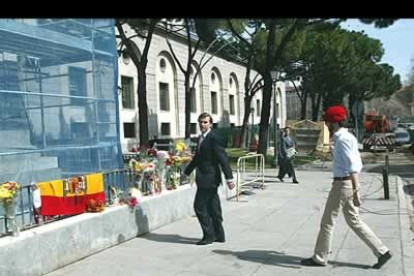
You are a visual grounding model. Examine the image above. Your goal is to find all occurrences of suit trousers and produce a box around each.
[194,187,224,241]
[313,180,389,265]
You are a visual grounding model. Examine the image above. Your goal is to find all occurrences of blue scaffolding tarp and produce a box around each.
[0,18,122,185]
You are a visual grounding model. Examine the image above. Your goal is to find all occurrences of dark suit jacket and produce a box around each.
[184,131,233,189]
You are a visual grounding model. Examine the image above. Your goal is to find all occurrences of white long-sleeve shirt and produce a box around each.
[332,128,363,178]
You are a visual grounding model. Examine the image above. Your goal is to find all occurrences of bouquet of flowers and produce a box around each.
[129,147,161,195]
[165,140,192,189]
[0,181,20,215]
[86,199,105,212]
[126,186,142,209]
[0,181,20,236]
[109,186,124,206]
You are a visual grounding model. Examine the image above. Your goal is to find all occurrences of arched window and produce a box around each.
[156,52,177,137]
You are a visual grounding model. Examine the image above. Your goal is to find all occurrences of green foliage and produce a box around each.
[193,19,225,44]
[359,18,398,28]
[285,24,401,113]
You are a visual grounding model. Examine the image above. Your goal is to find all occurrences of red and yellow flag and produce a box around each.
[84,173,105,205]
[38,173,105,216]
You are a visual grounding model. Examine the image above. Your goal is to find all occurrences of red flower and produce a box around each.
[131,147,137,153]
[127,197,138,208]
[148,148,158,157]
[86,199,104,212]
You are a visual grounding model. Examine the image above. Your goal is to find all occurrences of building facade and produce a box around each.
[117,24,287,152]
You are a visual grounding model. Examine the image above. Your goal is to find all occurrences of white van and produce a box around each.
[395,128,411,146]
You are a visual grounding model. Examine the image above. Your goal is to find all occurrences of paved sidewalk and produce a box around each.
[46,170,414,276]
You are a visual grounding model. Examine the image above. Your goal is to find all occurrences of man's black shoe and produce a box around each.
[300,258,325,267]
[196,239,214,245]
[373,251,392,269]
[215,238,225,243]
[277,176,284,182]
[293,180,299,184]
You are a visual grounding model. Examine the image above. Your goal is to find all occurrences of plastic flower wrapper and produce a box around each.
[126,186,142,209]
[143,163,155,173]
[109,186,125,206]
[157,150,170,159]
[166,169,181,190]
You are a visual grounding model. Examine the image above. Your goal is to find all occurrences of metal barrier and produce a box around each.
[235,154,265,201]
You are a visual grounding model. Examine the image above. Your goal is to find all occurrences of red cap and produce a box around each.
[324,105,347,123]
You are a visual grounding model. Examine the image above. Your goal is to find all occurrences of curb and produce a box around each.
[395,175,414,275]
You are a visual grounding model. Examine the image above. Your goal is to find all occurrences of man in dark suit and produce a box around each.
[182,112,235,245]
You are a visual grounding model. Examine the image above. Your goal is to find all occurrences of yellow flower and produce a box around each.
[134,162,144,172]
[181,156,192,164]
[0,182,20,200]
[172,156,182,165]
[175,141,187,152]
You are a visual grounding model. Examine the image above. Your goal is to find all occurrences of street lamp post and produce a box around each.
[271,70,280,168]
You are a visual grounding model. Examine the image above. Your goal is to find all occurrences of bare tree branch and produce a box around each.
[166,36,186,74]
[141,20,157,67]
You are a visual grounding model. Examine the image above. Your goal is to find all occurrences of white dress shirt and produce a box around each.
[332,128,363,178]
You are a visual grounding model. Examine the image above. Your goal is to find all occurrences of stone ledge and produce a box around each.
[0,184,197,276]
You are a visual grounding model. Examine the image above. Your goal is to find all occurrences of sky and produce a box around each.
[341,19,414,84]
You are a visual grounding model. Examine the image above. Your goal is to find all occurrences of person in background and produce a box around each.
[277,127,299,184]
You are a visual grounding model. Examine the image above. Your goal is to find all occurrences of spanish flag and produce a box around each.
[84,173,106,205]
[38,173,105,216]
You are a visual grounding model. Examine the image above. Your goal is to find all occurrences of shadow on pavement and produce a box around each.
[329,260,371,269]
[140,233,200,245]
[213,249,302,269]
[213,249,371,270]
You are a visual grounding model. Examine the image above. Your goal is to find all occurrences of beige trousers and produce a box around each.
[312,180,389,265]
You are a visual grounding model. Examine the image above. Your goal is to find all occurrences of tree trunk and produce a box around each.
[257,73,273,156]
[300,90,308,120]
[258,20,276,156]
[310,92,317,121]
[239,48,254,149]
[240,96,253,148]
[312,92,323,121]
[137,66,149,146]
[184,75,191,139]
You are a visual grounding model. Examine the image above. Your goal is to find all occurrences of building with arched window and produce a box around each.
[117,24,287,152]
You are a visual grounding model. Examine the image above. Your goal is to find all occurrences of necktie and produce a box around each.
[198,134,204,150]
